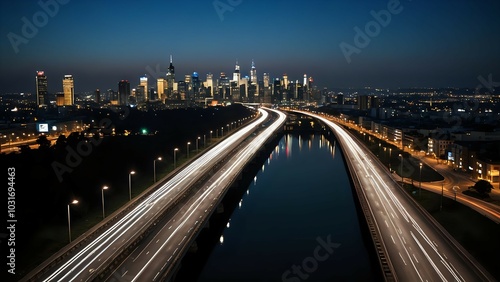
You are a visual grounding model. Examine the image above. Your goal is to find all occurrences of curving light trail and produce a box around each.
[295,110,492,282]
[38,109,274,282]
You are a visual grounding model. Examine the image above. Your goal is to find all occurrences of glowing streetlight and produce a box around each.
[101,186,108,219]
[174,148,179,168]
[399,154,404,183]
[67,199,79,243]
[419,162,423,198]
[154,157,162,182]
[187,142,191,158]
[196,137,200,153]
[129,171,135,201]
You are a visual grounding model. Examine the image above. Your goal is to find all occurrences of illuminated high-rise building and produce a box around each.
[250,59,257,83]
[282,73,289,90]
[303,74,308,89]
[140,75,148,101]
[233,60,241,83]
[157,78,166,101]
[205,73,214,97]
[166,55,175,98]
[62,75,74,105]
[263,73,270,88]
[95,89,100,104]
[118,80,131,105]
[35,71,48,106]
[192,72,200,99]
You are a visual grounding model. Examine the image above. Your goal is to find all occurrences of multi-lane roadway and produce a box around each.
[26,107,284,282]
[106,108,286,281]
[297,111,494,281]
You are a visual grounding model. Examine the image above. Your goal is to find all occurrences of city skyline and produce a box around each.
[1,0,500,94]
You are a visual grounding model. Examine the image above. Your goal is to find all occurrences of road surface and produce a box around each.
[297,110,494,281]
[27,108,274,282]
[106,108,287,281]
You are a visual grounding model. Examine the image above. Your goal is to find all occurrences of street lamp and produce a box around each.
[203,134,206,148]
[440,182,444,211]
[67,199,78,243]
[129,171,135,201]
[419,162,423,198]
[187,142,191,158]
[174,148,179,168]
[154,157,162,182]
[196,137,200,153]
[210,130,213,141]
[399,154,404,183]
[452,186,459,201]
[101,186,108,219]
[221,127,224,136]
[389,148,392,171]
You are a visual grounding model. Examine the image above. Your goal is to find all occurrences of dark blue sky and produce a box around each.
[1,0,499,93]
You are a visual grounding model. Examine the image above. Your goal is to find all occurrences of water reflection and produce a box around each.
[198,134,378,282]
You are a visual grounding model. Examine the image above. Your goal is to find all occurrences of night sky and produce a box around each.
[1,0,499,94]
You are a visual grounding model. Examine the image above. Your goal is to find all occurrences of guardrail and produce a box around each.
[294,111,398,282]
[21,112,260,282]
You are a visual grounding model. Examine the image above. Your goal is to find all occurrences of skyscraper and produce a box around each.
[62,75,74,105]
[250,60,257,83]
[118,80,131,105]
[282,73,289,90]
[166,55,175,98]
[95,89,100,104]
[35,71,47,106]
[233,60,241,83]
[140,75,148,101]
[205,73,214,97]
[157,78,166,101]
[263,73,270,88]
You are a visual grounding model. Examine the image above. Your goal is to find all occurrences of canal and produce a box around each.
[193,133,382,281]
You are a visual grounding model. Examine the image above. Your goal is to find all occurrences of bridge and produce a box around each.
[22,107,286,282]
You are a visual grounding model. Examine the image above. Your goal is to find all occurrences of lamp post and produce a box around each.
[203,134,206,148]
[399,154,404,183]
[196,137,200,153]
[440,182,444,211]
[174,148,179,168]
[210,131,213,142]
[67,200,78,243]
[452,186,459,201]
[154,157,162,182]
[419,162,423,198]
[101,186,108,219]
[389,148,392,171]
[187,142,191,158]
[129,171,135,201]
[221,127,224,136]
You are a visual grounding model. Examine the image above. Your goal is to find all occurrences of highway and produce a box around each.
[28,108,276,282]
[333,116,500,224]
[106,108,286,281]
[296,111,494,281]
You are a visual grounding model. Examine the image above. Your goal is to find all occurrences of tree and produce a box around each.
[473,180,494,195]
[36,135,51,150]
